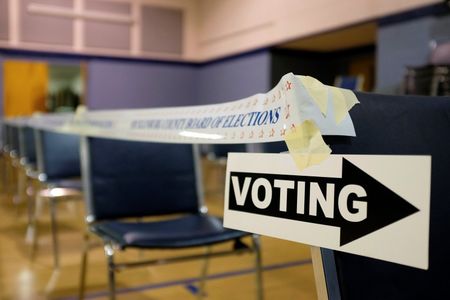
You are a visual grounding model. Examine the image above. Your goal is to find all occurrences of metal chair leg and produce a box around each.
[14,166,26,211]
[49,198,60,270]
[25,192,36,243]
[252,234,264,300]
[5,156,12,196]
[197,246,211,300]
[105,243,116,300]
[28,192,41,261]
[79,232,90,300]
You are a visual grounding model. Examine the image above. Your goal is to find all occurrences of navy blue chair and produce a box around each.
[207,144,248,159]
[79,138,263,300]
[7,123,20,159]
[2,123,20,197]
[18,126,37,169]
[314,93,450,299]
[204,143,248,196]
[16,126,37,204]
[30,129,82,270]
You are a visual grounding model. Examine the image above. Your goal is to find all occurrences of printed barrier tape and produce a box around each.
[4,73,359,169]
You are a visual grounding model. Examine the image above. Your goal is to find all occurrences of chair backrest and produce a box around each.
[259,141,287,153]
[18,126,36,165]
[320,92,450,299]
[34,129,81,180]
[81,137,203,222]
[1,123,8,151]
[6,124,20,155]
[208,144,247,159]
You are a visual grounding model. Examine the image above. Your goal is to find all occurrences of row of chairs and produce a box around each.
[1,124,82,270]
[3,90,449,300]
[0,124,263,300]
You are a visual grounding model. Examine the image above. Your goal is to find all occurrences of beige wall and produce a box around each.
[0,0,441,62]
[196,0,440,60]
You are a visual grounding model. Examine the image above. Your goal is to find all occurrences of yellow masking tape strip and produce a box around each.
[298,75,359,124]
[284,76,359,170]
[284,120,332,171]
[298,76,328,116]
[329,86,359,124]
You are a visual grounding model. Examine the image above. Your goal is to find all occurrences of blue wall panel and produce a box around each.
[197,51,271,105]
[87,59,198,109]
[376,17,434,94]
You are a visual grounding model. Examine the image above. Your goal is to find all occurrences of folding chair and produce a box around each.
[315,92,450,299]
[2,123,20,198]
[17,125,42,243]
[18,125,37,171]
[79,137,263,300]
[30,129,82,271]
[16,126,37,207]
[204,144,248,196]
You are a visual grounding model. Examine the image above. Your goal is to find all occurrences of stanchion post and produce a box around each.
[311,246,329,300]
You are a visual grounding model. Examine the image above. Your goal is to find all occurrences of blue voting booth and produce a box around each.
[315,92,450,299]
[257,91,450,299]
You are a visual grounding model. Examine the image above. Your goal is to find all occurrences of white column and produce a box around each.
[9,0,20,45]
[130,0,141,55]
[74,0,83,52]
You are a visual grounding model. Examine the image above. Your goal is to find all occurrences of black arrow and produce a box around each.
[338,158,419,245]
[228,158,419,246]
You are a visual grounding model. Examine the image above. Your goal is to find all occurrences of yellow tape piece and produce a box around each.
[284,120,331,171]
[298,76,328,115]
[298,75,359,124]
[285,76,359,171]
[329,86,359,124]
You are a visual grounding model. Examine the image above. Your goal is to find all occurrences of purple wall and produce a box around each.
[197,51,271,105]
[87,50,271,109]
[376,17,434,94]
[87,59,198,109]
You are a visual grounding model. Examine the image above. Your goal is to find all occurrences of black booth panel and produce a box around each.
[328,92,450,299]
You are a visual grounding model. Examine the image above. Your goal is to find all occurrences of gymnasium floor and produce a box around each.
[0,159,317,300]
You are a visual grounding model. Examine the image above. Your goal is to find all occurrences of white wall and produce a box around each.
[197,0,441,60]
[0,0,441,62]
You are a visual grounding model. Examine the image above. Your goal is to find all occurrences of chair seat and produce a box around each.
[91,214,250,249]
[46,178,82,190]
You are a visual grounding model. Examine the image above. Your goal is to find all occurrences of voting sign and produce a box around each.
[224,153,431,269]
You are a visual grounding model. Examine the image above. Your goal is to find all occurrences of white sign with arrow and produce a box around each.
[223,153,431,269]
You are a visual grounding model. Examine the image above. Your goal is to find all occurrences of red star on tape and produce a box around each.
[286,81,292,90]
[259,129,264,138]
[285,104,291,119]
[269,128,275,137]
[290,123,296,132]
